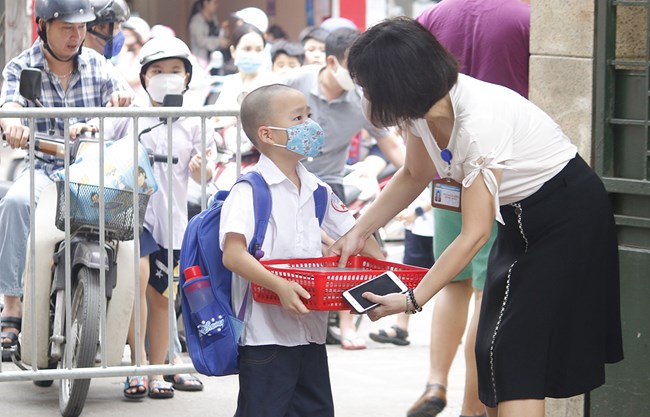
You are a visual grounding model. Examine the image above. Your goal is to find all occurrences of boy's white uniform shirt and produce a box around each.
[103,98,209,249]
[219,154,356,346]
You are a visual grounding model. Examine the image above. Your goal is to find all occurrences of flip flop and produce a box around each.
[0,316,21,348]
[163,373,204,392]
[341,336,367,350]
[369,325,410,346]
[123,375,148,399]
[148,379,174,399]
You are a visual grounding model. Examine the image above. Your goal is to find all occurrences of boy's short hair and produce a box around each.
[240,84,296,147]
[271,40,305,65]
[325,27,359,61]
[299,26,328,44]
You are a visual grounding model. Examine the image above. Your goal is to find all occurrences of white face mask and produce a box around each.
[146,73,186,103]
[332,57,355,91]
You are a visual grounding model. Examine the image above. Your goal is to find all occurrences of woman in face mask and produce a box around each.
[213,23,279,153]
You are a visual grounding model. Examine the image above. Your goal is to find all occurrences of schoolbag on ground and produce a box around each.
[179,171,327,376]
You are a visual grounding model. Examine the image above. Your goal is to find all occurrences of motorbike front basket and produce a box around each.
[54,181,150,241]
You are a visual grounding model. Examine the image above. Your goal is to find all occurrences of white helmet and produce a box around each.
[139,36,193,88]
[122,16,151,44]
[234,7,268,33]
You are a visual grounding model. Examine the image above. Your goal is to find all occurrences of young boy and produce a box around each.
[271,40,304,75]
[221,84,383,417]
[72,35,214,399]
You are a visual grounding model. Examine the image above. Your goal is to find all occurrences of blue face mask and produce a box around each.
[269,118,325,158]
[235,53,264,74]
[102,31,125,59]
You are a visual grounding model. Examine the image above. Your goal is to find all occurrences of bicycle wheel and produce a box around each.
[59,267,102,417]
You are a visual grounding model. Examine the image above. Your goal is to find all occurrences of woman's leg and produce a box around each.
[460,290,486,416]
[497,399,544,417]
[427,279,473,387]
[339,310,366,349]
[408,279,473,416]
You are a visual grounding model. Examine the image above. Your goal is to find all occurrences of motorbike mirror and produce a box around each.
[160,94,183,123]
[162,94,183,107]
[19,69,43,106]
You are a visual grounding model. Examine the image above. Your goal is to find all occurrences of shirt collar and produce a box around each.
[27,41,90,73]
[256,153,319,194]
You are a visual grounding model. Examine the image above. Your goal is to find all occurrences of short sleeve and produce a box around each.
[459,118,514,224]
[219,181,256,251]
[320,189,356,239]
[0,60,28,108]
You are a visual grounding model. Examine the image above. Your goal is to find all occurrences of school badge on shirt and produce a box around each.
[330,192,348,212]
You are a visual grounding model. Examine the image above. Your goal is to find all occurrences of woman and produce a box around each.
[213,23,278,152]
[187,0,228,66]
[330,17,623,417]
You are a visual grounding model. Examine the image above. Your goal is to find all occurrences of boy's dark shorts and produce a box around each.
[139,228,180,297]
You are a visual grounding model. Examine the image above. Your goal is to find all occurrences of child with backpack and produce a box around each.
[71,35,215,399]
[220,84,383,417]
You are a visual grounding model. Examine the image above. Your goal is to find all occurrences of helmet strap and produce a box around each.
[38,19,79,63]
[88,22,116,59]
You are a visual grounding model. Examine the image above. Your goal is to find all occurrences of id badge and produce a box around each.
[431,177,462,212]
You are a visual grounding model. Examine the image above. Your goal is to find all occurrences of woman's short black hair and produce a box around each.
[347,16,458,127]
[231,22,266,48]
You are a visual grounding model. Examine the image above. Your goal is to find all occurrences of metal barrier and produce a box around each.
[0,106,242,385]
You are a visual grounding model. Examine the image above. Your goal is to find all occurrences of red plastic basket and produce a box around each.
[252,255,429,311]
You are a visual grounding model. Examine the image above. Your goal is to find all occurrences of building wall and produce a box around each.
[529,0,594,163]
[529,2,591,415]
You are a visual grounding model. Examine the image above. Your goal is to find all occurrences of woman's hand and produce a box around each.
[363,292,407,321]
[328,226,368,268]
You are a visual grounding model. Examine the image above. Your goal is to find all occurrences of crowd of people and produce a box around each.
[0,0,623,416]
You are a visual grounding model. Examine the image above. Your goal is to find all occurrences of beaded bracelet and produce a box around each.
[405,288,422,314]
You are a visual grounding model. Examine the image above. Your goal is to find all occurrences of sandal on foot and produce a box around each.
[149,379,174,399]
[407,383,447,417]
[163,373,204,391]
[123,375,148,399]
[0,316,21,348]
[341,336,367,350]
[369,325,410,346]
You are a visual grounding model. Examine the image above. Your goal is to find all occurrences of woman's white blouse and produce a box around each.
[409,74,577,224]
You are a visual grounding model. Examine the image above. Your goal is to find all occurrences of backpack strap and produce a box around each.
[236,171,272,260]
[314,184,327,226]
[233,171,272,321]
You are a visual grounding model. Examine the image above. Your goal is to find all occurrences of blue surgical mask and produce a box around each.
[102,31,125,59]
[268,119,324,158]
[235,52,264,74]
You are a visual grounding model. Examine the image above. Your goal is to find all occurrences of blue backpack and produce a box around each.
[179,171,328,376]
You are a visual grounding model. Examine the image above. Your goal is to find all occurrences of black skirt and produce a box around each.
[475,156,624,408]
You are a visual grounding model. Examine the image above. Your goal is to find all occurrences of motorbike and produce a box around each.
[5,69,174,417]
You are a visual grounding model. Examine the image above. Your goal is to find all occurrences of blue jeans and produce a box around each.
[0,167,54,296]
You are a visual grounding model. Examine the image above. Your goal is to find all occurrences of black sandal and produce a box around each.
[0,316,21,348]
[369,324,410,346]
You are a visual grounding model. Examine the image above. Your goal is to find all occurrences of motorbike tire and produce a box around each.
[59,267,102,417]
